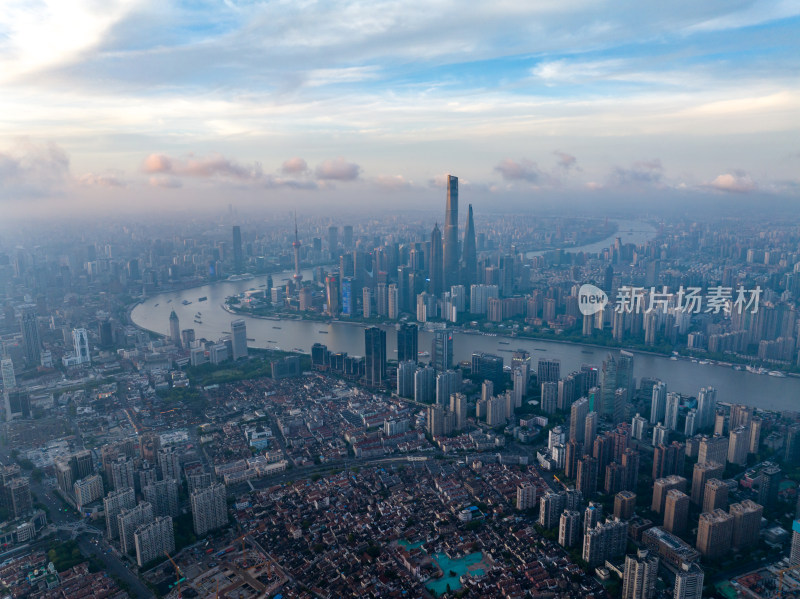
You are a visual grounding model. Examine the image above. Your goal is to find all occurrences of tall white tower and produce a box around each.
[73,328,91,364]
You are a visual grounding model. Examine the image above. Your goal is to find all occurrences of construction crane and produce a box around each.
[778,562,800,598]
[235,532,249,568]
[164,550,185,598]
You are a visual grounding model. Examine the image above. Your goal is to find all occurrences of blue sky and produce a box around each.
[0,0,798,216]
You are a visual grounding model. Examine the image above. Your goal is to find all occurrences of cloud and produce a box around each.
[315,157,360,181]
[611,159,663,186]
[708,171,756,193]
[495,158,543,183]
[141,152,325,190]
[79,172,126,188]
[554,151,578,170]
[304,66,381,88]
[142,153,262,180]
[281,157,308,175]
[0,139,70,199]
[427,173,450,188]
[143,153,172,173]
[532,58,628,84]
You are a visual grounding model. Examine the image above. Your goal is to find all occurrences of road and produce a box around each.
[0,447,155,599]
[75,534,154,598]
[229,454,439,494]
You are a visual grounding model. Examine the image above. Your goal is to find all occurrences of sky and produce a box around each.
[0,0,799,218]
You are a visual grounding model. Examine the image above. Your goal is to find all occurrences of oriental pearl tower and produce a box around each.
[292,214,302,285]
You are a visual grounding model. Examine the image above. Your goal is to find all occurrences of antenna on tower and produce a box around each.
[294,212,299,243]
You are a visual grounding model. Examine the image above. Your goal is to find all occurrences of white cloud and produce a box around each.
[708,172,756,193]
[281,157,308,175]
[0,0,138,84]
[142,152,262,180]
[79,172,126,187]
[0,139,70,199]
[495,158,543,182]
[610,159,664,186]
[315,157,360,181]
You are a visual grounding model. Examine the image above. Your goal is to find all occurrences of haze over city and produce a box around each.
[2,3,800,599]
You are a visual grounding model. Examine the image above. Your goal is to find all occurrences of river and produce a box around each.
[130,222,800,412]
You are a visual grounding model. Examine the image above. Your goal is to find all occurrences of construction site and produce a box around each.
[723,561,800,599]
[146,533,288,598]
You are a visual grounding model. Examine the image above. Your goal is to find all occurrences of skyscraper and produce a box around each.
[231,319,248,360]
[565,439,582,478]
[650,381,667,424]
[697,387,717,430]
[364,327,386,387]
[652,442,685,479]
[450,392,467,430]
[19,305,41,366]
[674,562,705,599]
[664,490,690,536]
[144,478,180,518]
[72,328,90,364]
[758,463,781,510]
[791,520,800,566]
[328,225,338,256]
[429,224,443,298]
[696,509,733,559]
[559,510,582,548]
[584,411,598,446]
[539,491,566,529]
[232,225,243,273]
[191,482,227,536]
[786,424,800,464]
[134,515,174,567]
[443,175,459,288]
[583,518,628,566]
[397,323,418,363]
[169,310,181,347]
[622,549,659,599]
[691,461,724,505]
[396,361,415,398]
[665,392,680,431]
[292,217,302,284]
[698,435,728,466]
[118,502,153,556]
[1,358,15,390]
[569,397,589,443]
[652,475,688,514]
[414,366,435,403]
[600,350,634,421]
[104,487,135,539]
[343,224,353,249]
[576,456,598,497]
[472,352,503,389]
[538,358,561,384]
[516,483,536,510]
[5,478,31,519]
[614,490,637,520]
[461,204,477,289]
[730,500,763,549]
[325,274,339,315]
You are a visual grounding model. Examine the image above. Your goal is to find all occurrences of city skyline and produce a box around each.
[1,4,800,597]
[1,2,799,217]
